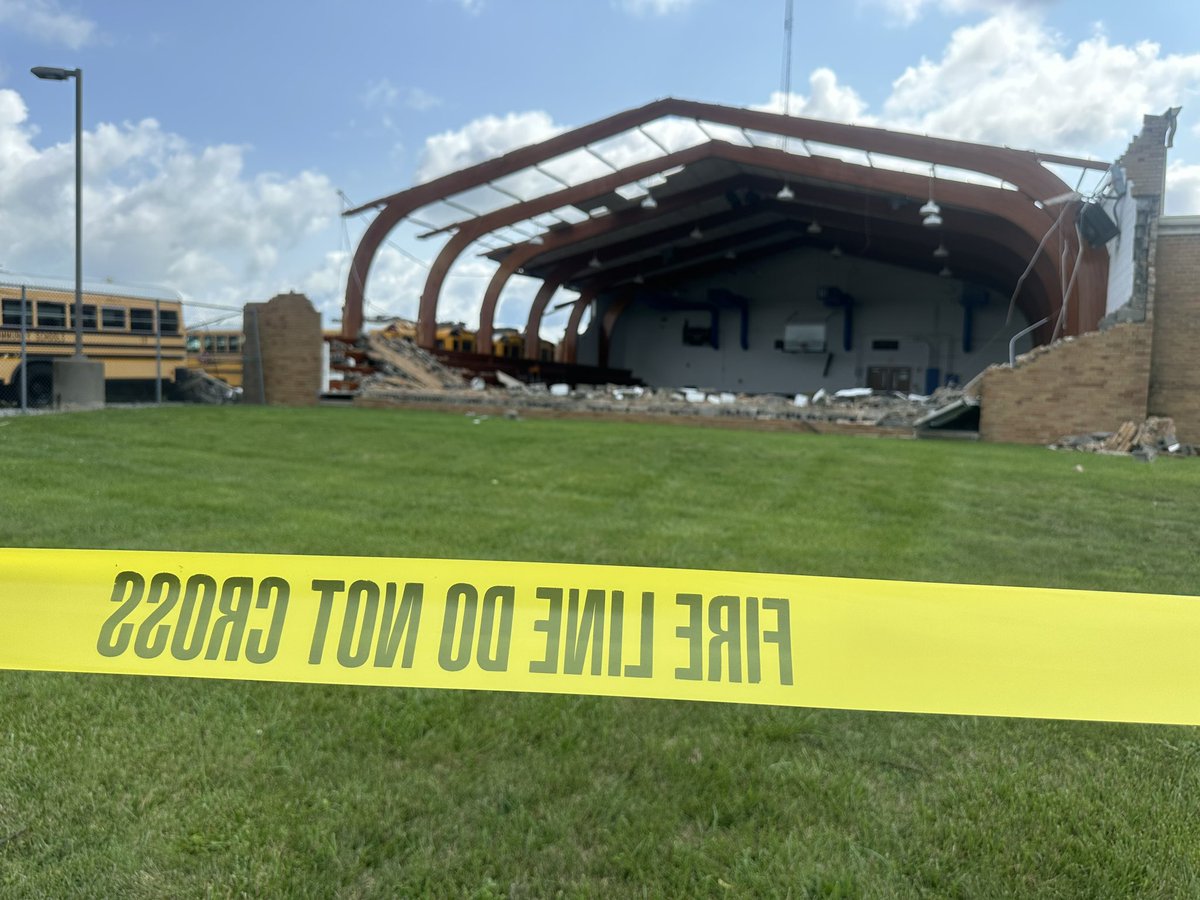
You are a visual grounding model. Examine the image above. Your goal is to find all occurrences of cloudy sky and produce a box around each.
[1,0,1198,332]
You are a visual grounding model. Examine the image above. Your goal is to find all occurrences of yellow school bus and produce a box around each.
[492,327,555,361]
[0,274,186,406]
[185,329,243,388]
[434,323,476,353]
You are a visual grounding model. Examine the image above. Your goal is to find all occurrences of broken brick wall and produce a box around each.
[1148,227,1200,443]
[242,292,322,406]
[976,323,1152,444]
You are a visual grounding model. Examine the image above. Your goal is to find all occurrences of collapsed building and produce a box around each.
[338,99,1199,443]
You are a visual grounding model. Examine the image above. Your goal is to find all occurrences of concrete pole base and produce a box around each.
[51,357,105,409]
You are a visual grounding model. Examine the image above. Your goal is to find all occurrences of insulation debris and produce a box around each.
[361,332,468,391]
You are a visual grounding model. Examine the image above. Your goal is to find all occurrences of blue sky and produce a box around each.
[1,0,1199,330]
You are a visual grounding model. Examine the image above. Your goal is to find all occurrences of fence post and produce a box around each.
[19,285,27,413]
[155,297,162,404]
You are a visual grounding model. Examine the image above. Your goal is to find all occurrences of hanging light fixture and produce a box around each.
[806,220,822,235]
[776,183,795,201]
[588,254,602,269]
[724,249,737,260]
[640,194,658,210]
[633,274,645,284]
[939,265,952,278]
[830,245,843,258]
[932,241,949,258]
[690,226,703,240]
[921,164,942,227]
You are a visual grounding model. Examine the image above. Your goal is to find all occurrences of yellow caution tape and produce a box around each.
[2,547,1197,725]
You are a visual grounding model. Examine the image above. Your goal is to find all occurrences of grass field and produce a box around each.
[2,406,1199,897]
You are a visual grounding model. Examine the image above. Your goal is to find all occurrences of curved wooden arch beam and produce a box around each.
[418,141,1063,349]
[476,244,543,355]
[475,174,749,352]
[523,263,578,360]
[344,96,1096,339]
[572,202,1063,332]
[418,142,723,347]
[560,288,595,364]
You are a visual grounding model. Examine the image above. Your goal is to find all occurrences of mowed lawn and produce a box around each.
[2,405,1200,898]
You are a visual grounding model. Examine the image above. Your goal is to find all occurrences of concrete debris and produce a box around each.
[1049,417,1198,458]
[174,368,239,404]
[356,371,971,432]
[495,370,527,391]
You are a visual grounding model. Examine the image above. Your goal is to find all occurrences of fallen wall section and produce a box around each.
[975,323,1152,444]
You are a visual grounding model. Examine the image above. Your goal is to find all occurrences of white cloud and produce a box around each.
[870,0,1054,26]
[361,79,399,110]
[0,87,339,317]
[1166,162,1200,217]
[756,68,873,124]
[404,87,442,112]
[617,0,699,15]
[416,110,565,182]
[880,14,1200,156]
[0,0,96,48]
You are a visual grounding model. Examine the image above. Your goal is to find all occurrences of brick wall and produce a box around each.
[242,292,322,406]
[976,323,1152,444]
[1119,111,1173,200]
[1148,228,1200,443]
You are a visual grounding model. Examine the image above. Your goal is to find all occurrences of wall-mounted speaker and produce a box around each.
[1079,202,1120,247]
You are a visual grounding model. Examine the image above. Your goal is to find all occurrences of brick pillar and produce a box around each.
[242,292,322,406]
[1148,226,1200,442]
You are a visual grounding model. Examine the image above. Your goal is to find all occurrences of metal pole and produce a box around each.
[74,67,83,357]
[19,286,27,413]
[1009,316,1050,367]
[155,297,162,403]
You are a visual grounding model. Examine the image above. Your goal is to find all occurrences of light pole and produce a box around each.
[31,65,84,358]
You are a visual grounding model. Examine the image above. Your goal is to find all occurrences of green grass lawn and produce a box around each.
[2,406,1199,897]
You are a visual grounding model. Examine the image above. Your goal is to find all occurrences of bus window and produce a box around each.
[130,308,154,333]
[229,335,240,353]
[186,336,201,352]
[102,307,126,330]
[203,335,215,353]
[71,304,98,330]
[37,302,67,329]
[215,336,227,353]
[2,299,31,327]
[158,310,180,335]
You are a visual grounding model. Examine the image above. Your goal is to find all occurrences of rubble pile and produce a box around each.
[1050,416,1198,460]
[362,332,467,391]
[356,356,967,430]
[803,386,966,427]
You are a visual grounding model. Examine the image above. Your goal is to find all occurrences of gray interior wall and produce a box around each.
[581,248,1033,394]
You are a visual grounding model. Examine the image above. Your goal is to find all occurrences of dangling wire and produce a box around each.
[779,0,793,119]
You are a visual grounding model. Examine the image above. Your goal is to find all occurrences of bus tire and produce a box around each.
[22,364,53,408]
